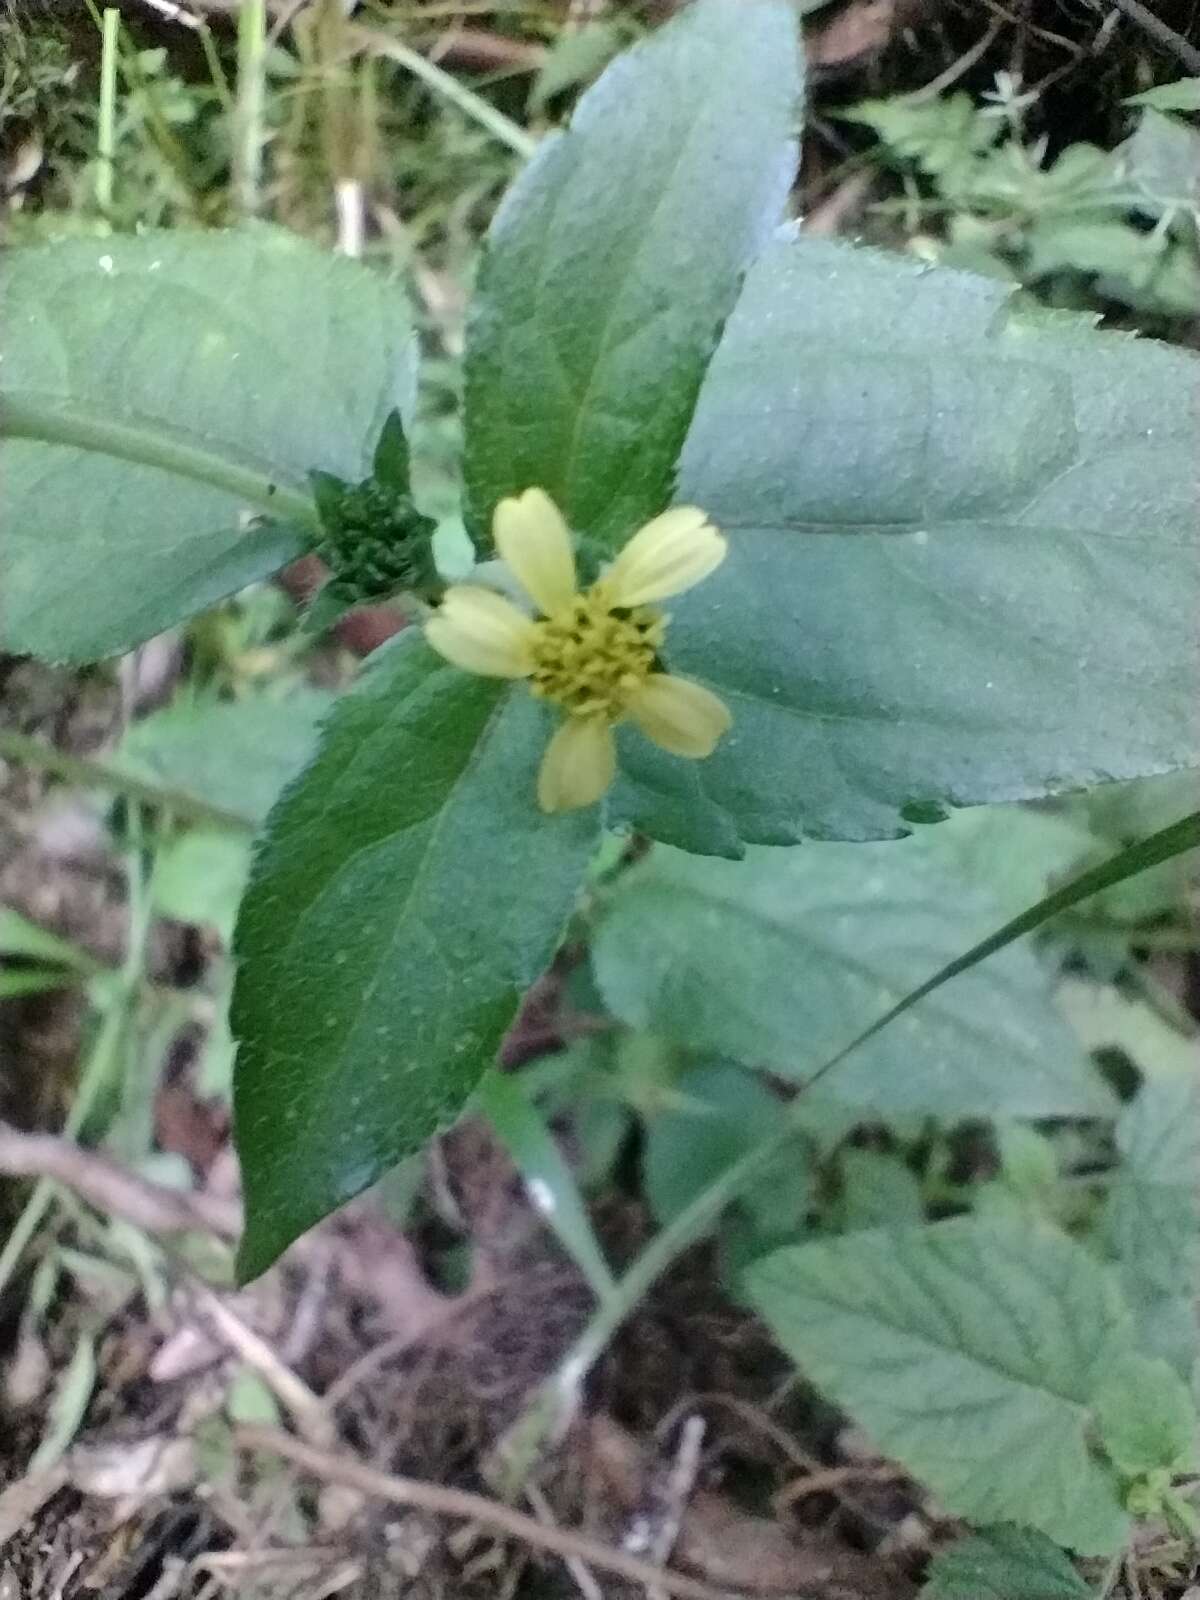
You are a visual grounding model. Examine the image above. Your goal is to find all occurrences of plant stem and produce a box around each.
[234,0,268,217]
[350,24,537,160]
[0,395,318,531]
[97,7,120,214]
[0,729,256,834]
[196,18,235,115]
[1109,0,1200,74]
[548,1120,788,1398]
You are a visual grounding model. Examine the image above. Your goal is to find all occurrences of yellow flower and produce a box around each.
[425,488,732,813]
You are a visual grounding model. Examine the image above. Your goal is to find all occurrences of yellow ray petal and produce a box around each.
[537,716,616,813]
[425,585,535,677]
[628,673,732,759]
[494,488,578,616]
[603,507,726,607]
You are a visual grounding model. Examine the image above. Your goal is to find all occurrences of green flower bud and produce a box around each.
[308,412,442,604]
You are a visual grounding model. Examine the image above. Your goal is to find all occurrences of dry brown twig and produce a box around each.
[908,16,1005,102]
[1108,0,1200,74]
[774,1462,905,1512]
[234,1425,752,1600]
[0,1120,241,1239]
[0,1468,68,1550]
[189,1284,336,1448]
[525,1482,604,1600]
[621,1413,707,1600]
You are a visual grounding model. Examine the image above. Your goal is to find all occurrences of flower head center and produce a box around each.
[527,585,666,721]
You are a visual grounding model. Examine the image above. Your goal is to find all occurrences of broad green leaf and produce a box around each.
[1094,1351,1197,1475]
[115,690,330,826]
[1084,769,1200,846]
[1058,979,1199,1081]
[642,1062,804,1231]
[746,1216,1131,1553]
[591,838,1112,1119]
[627,235,1200,847]
[1,227,415,660]
[1024,216,1169,283]
[993,1122,1058,1199]
[151,832,254,944]
[921,1526,1089,1600]
[899,805,1094,920]
[1102,1073,1200,1375]
[463,0,799,548]
[232,634,600,1277]
[836,1149,924,1231]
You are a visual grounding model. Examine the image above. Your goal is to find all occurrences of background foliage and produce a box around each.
[1,3,1198,1596]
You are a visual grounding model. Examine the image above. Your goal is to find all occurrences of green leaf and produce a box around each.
[1085,769,1200,845]
[1095,1351,1197,1475]
[884,804,1094,921]
[842,92,997,188]
[1123,109,1200,217]
[994,1122,1058,1199]
[1126,79,1200,113]
[529,19,630,113]
[1058,979,1199,1081]
[29,1330,97,1475]
[114,690,330,826]
[1,227,416,660]
[1102,1073,1200,1376]
[479,1069,615,1300]
[921,1526,1090,1600]
[232,634,601,1277]
[463,0,800,548]
[745,1216,1131,1554]
[642,1062,804,1231]
[591,838,1112,1119]
[639,236,1200,847]
[1024,216,1165,282]
[836,1149,924,1232]
[151,831,251,945]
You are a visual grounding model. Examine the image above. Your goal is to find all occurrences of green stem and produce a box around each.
[0,729,256,834]
[351,25,537,160]
[0,395,318,530]
[554,1123,788,1386]
[97,8,119,214]
[234,0,268,217]
[196,17,234,116]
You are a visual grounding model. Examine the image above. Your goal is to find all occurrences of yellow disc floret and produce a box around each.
[527,591,666,718]
[425,488,732,813]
